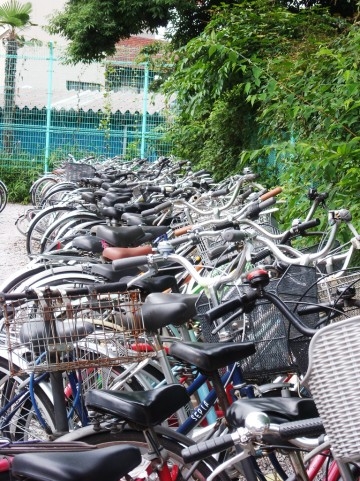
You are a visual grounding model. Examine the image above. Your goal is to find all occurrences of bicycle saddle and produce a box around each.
[227,396,319,426]
[169,341,256,372]
[12,444,141,481]
[85,384,190,427]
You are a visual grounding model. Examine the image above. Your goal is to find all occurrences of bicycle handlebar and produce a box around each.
[181,415,325,463]
[182,434,235,463]
[141,201,173,217]
[250,218,321,264]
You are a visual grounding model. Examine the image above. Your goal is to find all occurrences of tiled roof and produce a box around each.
[109,36,165,62]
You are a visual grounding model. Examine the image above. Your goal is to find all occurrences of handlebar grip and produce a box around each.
[83,281,128,294]
[260,187,282,201]
[245,197,276,220]
[205,298,243,323]
[251,248,272,264]
[146,186,163,193]
[258,196,277,211]
[169,235,192,247]
[296,218,321,232]
[170,188,185,198]
[141,208,158,217]
[297,302,335,316]
[141,201,172,217]
[193,169,211,178]
[222,230,247,242]
[174,225,193,237]
[239,188,253,201]
[210,188,229,198]
[207,244,237,261]
[279,417,325,440]
[181,434,234,463]
[213,221,236,231]
[112,255,149,271]
[279,218,321,244]
[0,290,37,301]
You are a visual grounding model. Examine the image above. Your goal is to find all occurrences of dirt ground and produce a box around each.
[0,203,31,284]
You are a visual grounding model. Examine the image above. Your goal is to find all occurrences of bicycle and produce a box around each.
[180,313,360,481]
[0,180,8,213]
[34,265,358,481]
[0,246,358,478]
[0,282,161,441]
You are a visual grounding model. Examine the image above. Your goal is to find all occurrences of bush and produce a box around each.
[0,166,42,204]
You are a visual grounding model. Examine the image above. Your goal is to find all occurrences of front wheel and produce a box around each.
[60,426,231,481]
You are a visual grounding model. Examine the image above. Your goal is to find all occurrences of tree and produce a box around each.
[239,24,360,230]
[48,0,172,63]
[0,0,34,152]
[161,1,348,176]
[48,0,359,64]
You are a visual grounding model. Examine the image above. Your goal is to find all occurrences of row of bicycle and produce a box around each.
[1,156,360,480]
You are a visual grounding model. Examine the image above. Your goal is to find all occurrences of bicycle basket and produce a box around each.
[303,315,360,461]
[317,269,360,321]
[3,290,154,374]
[197,265,320,383]
[65,162,96,182]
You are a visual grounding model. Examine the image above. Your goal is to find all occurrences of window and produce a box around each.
[66,81,101,92]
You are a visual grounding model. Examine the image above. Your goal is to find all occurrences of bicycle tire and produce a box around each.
[26,205,76,255]
[0,181,8,213]
[44,221,105,252]
[31,177,58,206]
[60,426,231,481]
[40,184,77,209]
[0,266,100,293]
[0,264,48,292]
[0,357,56,441]
[0,358,157,440]
[40,212,101,253]
[13,272,101,291]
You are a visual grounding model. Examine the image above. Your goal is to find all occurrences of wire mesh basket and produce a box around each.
[196,265,320,383]
[2,290,154,374]
[196,228,234,266]
[303,315,360,461]
[316,269,360,321]
[65,162,97,182]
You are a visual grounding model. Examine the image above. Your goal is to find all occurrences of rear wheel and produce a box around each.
[0,181,8,212]
[0,357,161,440]
[26,206,75,255]
[0,358,55,441]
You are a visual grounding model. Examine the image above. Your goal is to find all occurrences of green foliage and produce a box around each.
[48,0,359,64]
[0,165,40,203]
[0,0,34,32]
[162,1,345,178]
[48,0,172,63]
[239,25,360,231]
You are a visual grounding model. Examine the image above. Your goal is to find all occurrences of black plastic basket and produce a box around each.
[65,162,96,182]
[196,265,320,383]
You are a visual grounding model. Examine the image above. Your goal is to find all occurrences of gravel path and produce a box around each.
[0,203,31,284]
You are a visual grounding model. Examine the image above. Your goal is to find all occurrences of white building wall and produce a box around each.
[0,1,165,113]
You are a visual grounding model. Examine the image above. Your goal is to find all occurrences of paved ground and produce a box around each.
[0,203,31,284]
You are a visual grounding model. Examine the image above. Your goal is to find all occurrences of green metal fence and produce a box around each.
[0,41,172,174]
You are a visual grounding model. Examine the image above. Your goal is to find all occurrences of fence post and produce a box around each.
[44,41,54,173]
[140,62,149,159]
